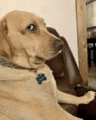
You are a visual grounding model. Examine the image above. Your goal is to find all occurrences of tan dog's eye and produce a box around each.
[27,24,36,32]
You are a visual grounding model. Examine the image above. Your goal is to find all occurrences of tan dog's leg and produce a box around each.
[57,89,95,105]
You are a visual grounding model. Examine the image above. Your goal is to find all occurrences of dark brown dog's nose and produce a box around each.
[53,39,64,51]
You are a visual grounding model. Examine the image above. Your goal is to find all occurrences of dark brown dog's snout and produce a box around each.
[53,39,64,51]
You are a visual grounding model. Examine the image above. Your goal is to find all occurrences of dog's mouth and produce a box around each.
[28,56,45,69]
[35,49,62,62]
[34,56,45,64]
[54,49,62,56]
[50,49,62,59]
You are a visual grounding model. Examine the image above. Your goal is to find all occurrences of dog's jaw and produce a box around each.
[29,56,45,69]
[10,47,62,69]
[11,55,45,69]
[12,56,32,68]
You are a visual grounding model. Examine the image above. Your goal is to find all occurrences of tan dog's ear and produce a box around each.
[0,19,14,60]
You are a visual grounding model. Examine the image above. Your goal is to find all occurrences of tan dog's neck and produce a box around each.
[0,56,48,85]
[0,53,46,72]
[0,56,36,70]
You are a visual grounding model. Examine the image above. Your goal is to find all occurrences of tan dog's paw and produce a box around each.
[83,91,95,104]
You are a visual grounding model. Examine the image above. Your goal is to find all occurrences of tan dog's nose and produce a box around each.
[53,40,64,51]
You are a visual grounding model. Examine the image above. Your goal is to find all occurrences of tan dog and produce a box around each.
[0,10,95,120]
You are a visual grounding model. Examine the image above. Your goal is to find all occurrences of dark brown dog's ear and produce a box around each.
[0,19,14,60]
[47,27,60,38]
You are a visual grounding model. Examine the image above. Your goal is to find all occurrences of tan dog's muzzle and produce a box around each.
[47,27,64,56]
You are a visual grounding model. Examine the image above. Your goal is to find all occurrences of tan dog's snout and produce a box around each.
[47,27,64,54]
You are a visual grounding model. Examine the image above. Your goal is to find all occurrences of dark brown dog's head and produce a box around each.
[0,10,63,68]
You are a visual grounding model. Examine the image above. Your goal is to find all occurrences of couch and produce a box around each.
[46,27,96,120]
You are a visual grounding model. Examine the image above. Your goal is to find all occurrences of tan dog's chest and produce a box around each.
[0,64,60,120]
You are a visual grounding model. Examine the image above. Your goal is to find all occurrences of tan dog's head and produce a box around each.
[0,10,63,69]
